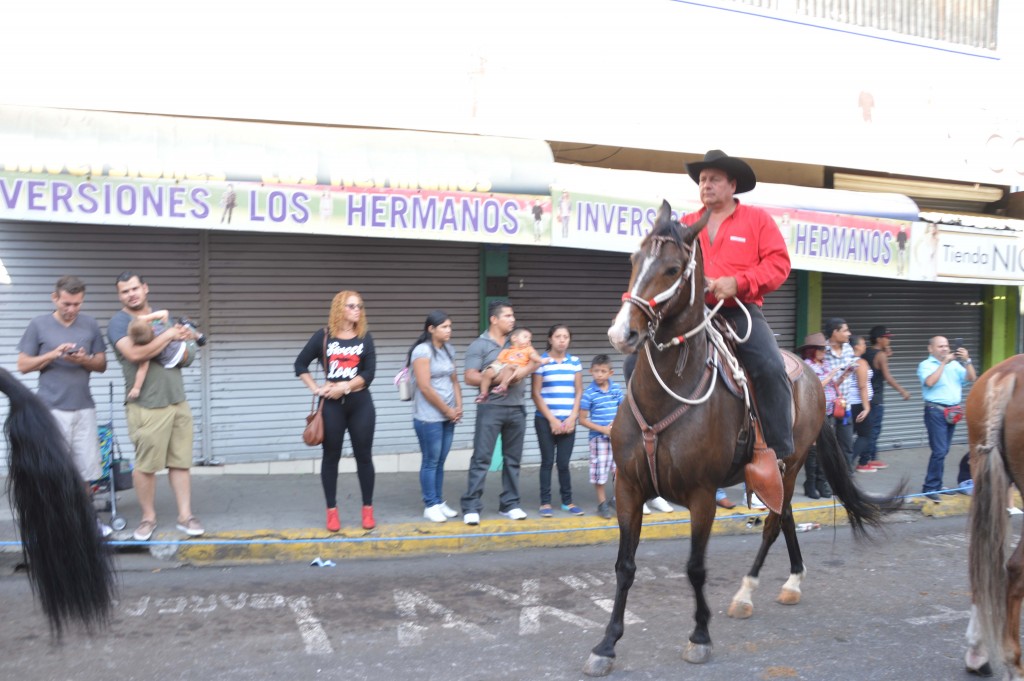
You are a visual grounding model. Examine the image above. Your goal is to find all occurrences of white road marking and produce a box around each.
[473,579,602,635]
[288,596,334,655]
[905,605,971,625]
[394,589,494,647]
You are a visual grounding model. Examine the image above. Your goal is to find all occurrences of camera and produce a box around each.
[177,317,208,346]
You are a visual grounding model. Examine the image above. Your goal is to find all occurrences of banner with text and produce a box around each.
[0,172,552,245]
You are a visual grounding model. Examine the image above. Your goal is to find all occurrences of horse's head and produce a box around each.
[608,200,710,354]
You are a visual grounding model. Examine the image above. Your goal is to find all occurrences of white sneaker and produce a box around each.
[464,512,480,526]
[97,520,113,538]
[500,507,527,520]
[642,503,652,515]
[649,496,674,513]
[423,504,447,523]
[750,494,767,510]
[439,501,459,518]
[1009,507,1024,516]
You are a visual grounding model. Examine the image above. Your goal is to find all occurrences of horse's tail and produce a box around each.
[1,368,115,636]
[968,372,1014,666]
[815,418,906,536]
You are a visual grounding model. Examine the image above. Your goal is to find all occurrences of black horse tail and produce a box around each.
[1,368,115,636]
[815,419,906,537]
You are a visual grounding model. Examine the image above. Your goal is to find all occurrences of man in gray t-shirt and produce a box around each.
[460,301,529,525]
[17,275,107,483]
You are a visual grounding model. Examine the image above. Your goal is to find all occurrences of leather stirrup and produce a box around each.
[744,423,784,515]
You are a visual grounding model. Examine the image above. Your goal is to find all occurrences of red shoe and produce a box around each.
[326,507,341,532]
[855,464,876,473]
[869,460,889,469]
[361,505,376,530]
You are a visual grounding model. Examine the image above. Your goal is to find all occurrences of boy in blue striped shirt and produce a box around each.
[580,354,624,519]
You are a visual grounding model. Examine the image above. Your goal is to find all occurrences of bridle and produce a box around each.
[619,225,753,406]
[619,232,700,348]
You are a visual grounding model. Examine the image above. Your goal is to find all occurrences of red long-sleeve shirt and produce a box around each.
[682,201,791,307]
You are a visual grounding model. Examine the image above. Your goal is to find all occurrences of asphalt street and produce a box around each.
[0,512,984,681]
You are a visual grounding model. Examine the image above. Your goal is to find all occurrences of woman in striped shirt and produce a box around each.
[532,325,584,517]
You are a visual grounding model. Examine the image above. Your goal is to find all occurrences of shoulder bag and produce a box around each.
[302,330,328,446]
[394,366,413,402]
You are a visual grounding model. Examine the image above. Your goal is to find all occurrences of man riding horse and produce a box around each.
[683,150,792,501]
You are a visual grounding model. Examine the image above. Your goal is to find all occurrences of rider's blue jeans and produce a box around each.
[922,404,956,493]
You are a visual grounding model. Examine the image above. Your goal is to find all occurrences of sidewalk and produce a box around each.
[0,444,976,566]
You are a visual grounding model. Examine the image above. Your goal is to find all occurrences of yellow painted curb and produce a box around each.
[171,501,863,565]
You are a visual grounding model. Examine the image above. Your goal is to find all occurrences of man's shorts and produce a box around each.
[50,408,102,482]
[125,401,194,473]
[589,434,616,485]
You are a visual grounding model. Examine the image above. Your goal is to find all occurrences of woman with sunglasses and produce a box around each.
[295,290,378,531]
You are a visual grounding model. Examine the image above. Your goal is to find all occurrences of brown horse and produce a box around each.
[583,201,900,677]
[964,354,1024,679]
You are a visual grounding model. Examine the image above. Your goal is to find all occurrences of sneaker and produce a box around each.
[133,519,157,541]
[464,512,480,526]
[869,460,889,469]
[500,507,527,520]
[538,505,553,518]
[1008,507,1023,516]
[642,503,652,515]
[716,497,737,509]
[439,501,459,518]
[924,492,942,503]
[97,520,113,538]
[940,488,957,496]
[649,497,674,513]
[361,505,376,530]
[560,503,584,516]
[597,501,613,519]
[855,464,876,473]
[957,480,974,496]
[326,507,341,532]
[423,504,447,523]
[176,516,205,537]
[750,494,767,510]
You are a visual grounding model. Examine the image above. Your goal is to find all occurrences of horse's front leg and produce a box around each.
[584,484,644,677]
[683,493,717,664]
[727,505,783,619]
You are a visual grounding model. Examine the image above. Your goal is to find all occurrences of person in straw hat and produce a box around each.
[797,332,846,498]
[682,150,793,501]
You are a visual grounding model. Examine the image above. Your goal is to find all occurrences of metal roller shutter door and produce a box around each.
[207,233,481,463]
[508,246,640,465]
[821,273,983,450]
[762,272,797,352]
[0,221,203,472]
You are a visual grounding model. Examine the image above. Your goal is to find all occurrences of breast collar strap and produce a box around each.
[626,352,714,499]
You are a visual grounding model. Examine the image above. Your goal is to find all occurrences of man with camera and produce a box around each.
[917,335,976,502]
[17,275,109,533]
[107,271,205,540]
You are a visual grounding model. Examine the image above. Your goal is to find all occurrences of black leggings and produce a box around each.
[320,390,376,508]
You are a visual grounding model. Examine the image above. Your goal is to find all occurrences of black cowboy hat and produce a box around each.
[686,149,757,194]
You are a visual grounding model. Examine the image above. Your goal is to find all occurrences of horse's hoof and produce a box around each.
[583,653,615,677]
[776,588,801,605]
[683,641,713,664]
[727,600,753,619]
[965,661,993,677]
